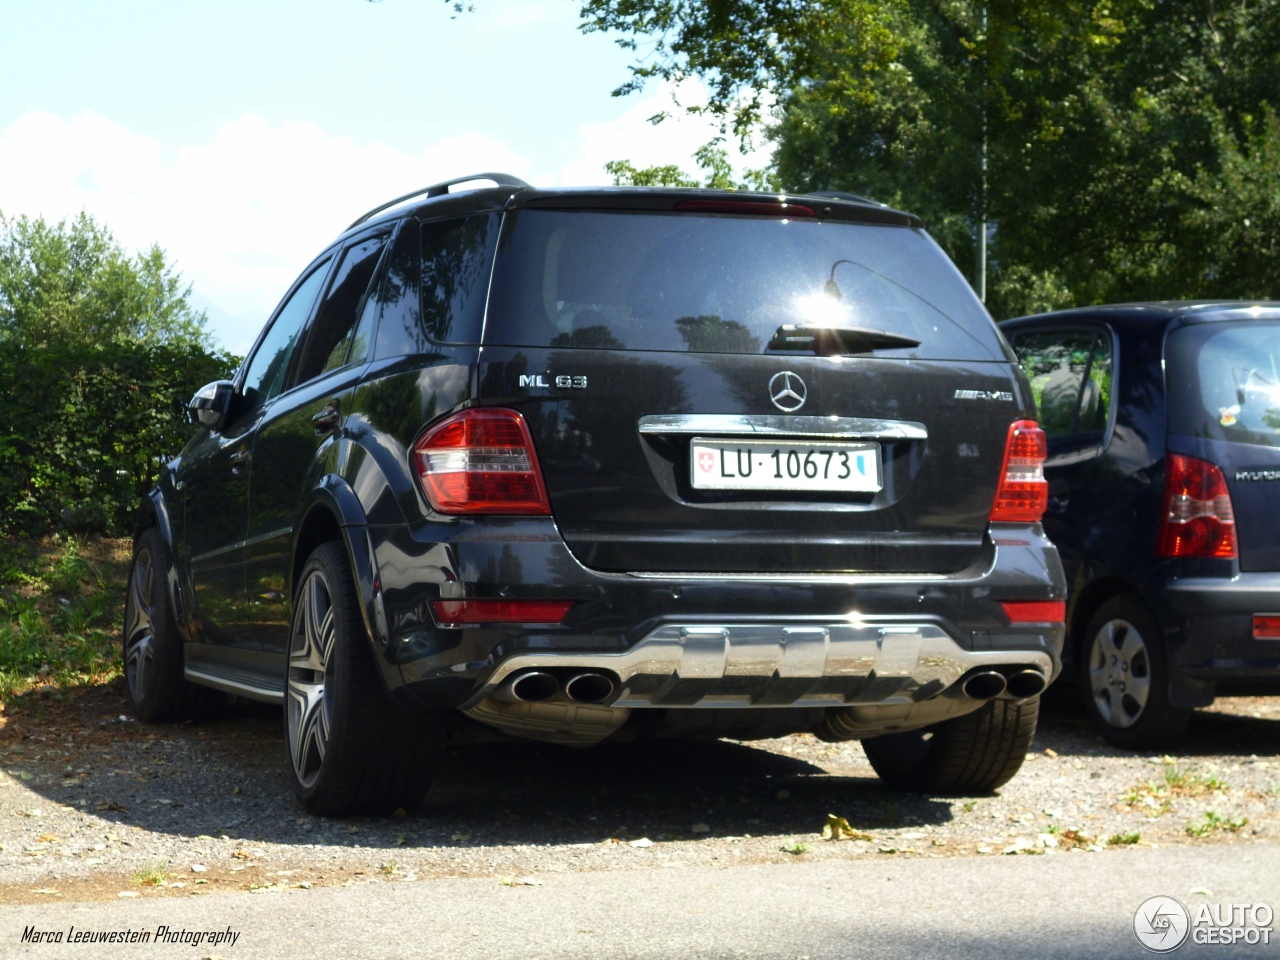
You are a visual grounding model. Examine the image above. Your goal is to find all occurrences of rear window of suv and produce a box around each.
[484,209,1007,360]
[1167,319,1280,447]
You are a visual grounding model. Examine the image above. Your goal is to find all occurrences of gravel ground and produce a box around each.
[1,681,1277,904]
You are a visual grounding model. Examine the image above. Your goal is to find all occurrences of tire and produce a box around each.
[123,527,221,722]
[284,541,438,816]
[861,696,1039,795]
[1080,596,1190,750]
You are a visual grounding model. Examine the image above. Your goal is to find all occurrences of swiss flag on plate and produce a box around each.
[697,451,715,473]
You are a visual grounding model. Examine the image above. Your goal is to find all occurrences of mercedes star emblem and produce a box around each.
[768,371,807,412]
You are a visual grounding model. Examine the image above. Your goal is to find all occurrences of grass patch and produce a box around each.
[1121,762,1229,814]
[0,536,129,703]
[132,864,168,887]
[1107,832,1141,846]
[1186,811,1248,838]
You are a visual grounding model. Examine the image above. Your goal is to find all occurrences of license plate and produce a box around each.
[690,438,882,492]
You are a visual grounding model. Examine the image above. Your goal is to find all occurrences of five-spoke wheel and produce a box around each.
[283,541,438,815]
[1081,596,1189,749]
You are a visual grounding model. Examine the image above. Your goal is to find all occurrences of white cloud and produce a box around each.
[550,80,776,187]
[0,90,777,354]
[0,112,528,352]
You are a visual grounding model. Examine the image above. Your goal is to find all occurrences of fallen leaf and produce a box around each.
[1043,748,1059,758]
[821,814,873,842]
[1190,887,1213,896]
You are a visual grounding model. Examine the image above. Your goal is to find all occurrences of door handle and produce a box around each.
[311,402,341,434]
[229,448,251,473]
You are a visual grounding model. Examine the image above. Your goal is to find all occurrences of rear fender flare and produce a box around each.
[292,477,396,678]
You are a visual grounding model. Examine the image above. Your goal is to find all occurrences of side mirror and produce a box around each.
[188,380,235,432]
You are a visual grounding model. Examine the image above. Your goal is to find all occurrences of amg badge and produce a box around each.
[518,374,588,389]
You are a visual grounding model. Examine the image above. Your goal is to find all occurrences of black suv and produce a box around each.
[1002,302,1280,749]
[125,174,1065,814]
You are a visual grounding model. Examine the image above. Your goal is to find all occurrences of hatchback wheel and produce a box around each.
[1081,596,1190,750]
[861,695,1039,795]
[285,541,438,816]
[123,527,220,722]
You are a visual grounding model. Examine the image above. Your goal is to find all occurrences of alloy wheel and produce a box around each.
[287,571,337,789]
[1087,618,1152,729]
[123,549,155,704]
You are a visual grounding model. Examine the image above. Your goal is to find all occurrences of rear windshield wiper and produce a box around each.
[767,324,921,356]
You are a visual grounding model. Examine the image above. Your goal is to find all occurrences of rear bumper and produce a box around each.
[365,518,1066,716]
[1162,573,1280,688]
[468,621,1055,710]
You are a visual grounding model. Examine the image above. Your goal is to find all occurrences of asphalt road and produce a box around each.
[4,841,1278,959]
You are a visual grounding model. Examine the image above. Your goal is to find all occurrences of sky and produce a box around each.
[0,0,771,353]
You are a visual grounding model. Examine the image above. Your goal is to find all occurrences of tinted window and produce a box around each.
[1012,329,1113,440]
[421,214,500,344]
[242,258,331,410]
[1168,320,1280,448]
[485,210,1005,360]
[294,232,390,383]
[372,222,424,359]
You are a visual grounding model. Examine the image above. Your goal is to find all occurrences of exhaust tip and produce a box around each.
[1005,669,1047,699]
[505,671,559,703]
[961,670,1007,701]
[564,672,615,705]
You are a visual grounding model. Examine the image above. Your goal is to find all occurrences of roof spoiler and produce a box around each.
[346,172,531,230]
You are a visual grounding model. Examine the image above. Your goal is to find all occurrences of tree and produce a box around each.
[0,211,235,535]
[573,0,1280,315]
[0,211,211,351]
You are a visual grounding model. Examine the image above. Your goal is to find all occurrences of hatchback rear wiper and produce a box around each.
[767,324,921,355]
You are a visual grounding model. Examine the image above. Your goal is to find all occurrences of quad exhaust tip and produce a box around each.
[961,670,1008,701]
[564,672,615,705]
[494,670,617,705]
[502,671,559,703]
[1004,669,1047,699]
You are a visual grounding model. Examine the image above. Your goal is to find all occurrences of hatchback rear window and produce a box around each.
[484,210,1006,360]
[1167,320,1280,447]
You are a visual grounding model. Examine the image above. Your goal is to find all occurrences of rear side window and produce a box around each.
[293,231,391,383]
[485,210,1006,360]
[1011,329,1113,440]
[1168,320,1280,447]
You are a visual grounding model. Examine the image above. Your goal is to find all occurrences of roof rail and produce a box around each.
[346,173,532,230]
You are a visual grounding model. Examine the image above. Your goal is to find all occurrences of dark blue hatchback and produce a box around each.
[1002,302,1280,749]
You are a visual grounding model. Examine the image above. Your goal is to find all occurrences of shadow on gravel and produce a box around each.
[5,678,1276,853]
[1030,680,1280,759]
[1,680,952,850]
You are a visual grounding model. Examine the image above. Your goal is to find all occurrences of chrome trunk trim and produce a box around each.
[637,414,927,441]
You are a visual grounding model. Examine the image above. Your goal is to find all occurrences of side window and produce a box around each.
[293,232,391,384]
[421,213,500,344]
[241,258,332,411]
[1011,329,1113,441]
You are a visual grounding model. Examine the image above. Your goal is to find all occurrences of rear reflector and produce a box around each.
[990,420,1048,522]
[1001,600,1066,624]
[673,199,815,218]
[1157,453,1236,558]
[430,599,574,627]
[413,408,551,515]
[1254,616,1280,639]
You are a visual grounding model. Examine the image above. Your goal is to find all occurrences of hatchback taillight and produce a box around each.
[413,408,551,515]
[990,420,1048,522]
[1157,453,1236,558]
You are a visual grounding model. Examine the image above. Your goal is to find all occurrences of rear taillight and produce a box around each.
[413,408,550,515]
[1001,600,1066,624]
[1254,616,1280,639]
[990,420,1048,522]
[1157,453,1236,559]
[430,599,574,627]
